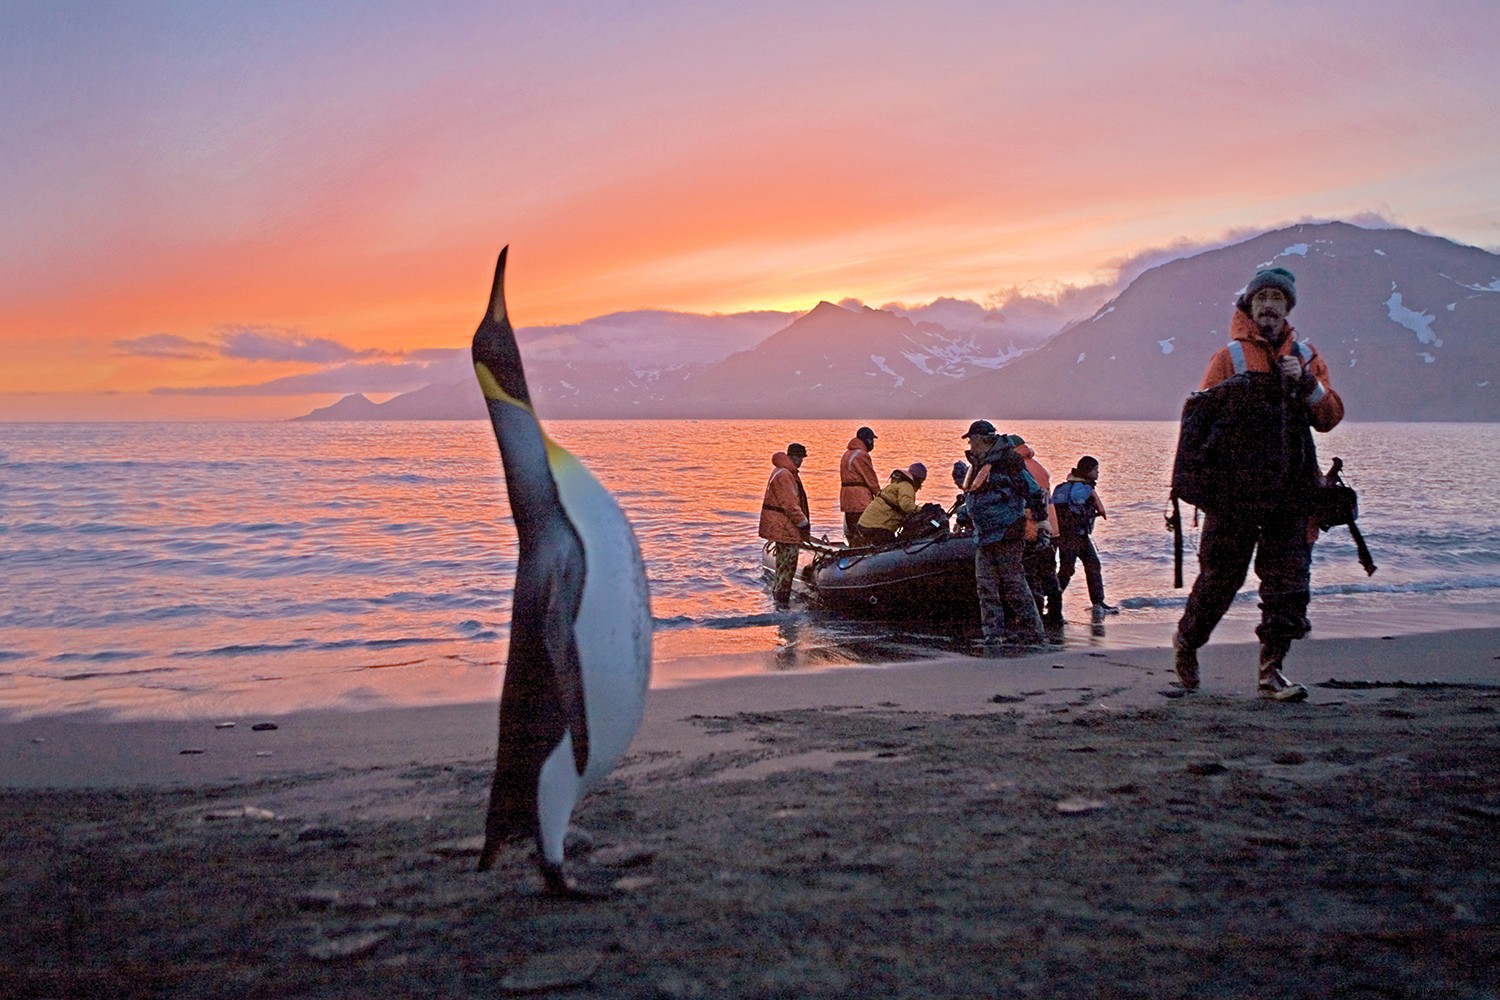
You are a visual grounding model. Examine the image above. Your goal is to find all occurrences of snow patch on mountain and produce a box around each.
[1386,289,1442,347]
[869,355,905,387]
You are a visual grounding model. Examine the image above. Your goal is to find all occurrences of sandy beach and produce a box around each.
[4,629,1499,998]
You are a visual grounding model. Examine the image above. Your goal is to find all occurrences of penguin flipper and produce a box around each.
[539,543,591,776]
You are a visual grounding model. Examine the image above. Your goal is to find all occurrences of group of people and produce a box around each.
[757,421,1117,630]
[758,264,1344,703]
[953,421,1117,643]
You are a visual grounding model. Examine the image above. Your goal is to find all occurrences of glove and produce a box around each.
[1277,356,1303,379]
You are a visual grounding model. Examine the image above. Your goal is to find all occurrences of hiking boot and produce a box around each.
[1257,639,1306,700]
[1258,667,1308,702]
[1090,602,1118,623]
[1172,635,1200,691]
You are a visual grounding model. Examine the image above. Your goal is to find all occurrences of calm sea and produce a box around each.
[3,419,1498,720]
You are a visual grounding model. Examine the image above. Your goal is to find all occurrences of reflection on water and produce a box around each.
[2,419,1498,719]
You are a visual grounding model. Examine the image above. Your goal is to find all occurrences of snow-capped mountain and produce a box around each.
[924,221,1500,421]
[646,300,1028,417]
[297,221,1500,421]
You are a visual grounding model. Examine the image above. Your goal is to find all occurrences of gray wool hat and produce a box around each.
[1241,267,1297,311]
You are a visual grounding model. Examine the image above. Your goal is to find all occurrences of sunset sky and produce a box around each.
[4,0,1499,420]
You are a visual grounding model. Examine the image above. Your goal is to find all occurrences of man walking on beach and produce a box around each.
[839,426,880,542]
[963,420,1046,646]
[760,443,812,609]
[1173,267,1344,700]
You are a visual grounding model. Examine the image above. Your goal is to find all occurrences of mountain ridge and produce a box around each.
[296,221,1500,422]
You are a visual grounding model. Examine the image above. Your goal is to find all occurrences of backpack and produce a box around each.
[968,441,1044,542]
[1052,481,1095,536]
[1171,369,1317,516]
[897,502,949,541]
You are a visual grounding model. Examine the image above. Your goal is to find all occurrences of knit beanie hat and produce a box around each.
[907,462,927,483]
[1240,267,1297,312]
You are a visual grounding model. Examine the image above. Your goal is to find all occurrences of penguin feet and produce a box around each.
[540,859,613,900]
[540,863,621,899]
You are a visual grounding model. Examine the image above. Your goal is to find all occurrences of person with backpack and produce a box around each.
[1053,456,1118,624]
[1171,266,1344,701]
[855,463,929,546]
[961,420,1046,646]
[1009,435,1064,627]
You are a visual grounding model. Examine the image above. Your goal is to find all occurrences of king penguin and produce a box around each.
[471,246,653,895]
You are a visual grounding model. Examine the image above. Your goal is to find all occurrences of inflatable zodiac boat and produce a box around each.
[762,527,979,619]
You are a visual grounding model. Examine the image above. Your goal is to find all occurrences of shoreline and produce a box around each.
[8,583,1500,727]
[6,626,1498,791]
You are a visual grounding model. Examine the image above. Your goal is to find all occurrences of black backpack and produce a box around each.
[1171,372,1317,516]
[897,502,949,541]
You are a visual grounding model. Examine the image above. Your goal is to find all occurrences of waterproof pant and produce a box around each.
[1175,509,1312,651]
[1024,538,1063,623]
[1056,533,1105,606]
[975,526,1043,643]
[771,542,800,604]
[844,511,864,542]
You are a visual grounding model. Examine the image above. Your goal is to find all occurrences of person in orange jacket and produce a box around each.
[1173,267,1344,701]
[838,426,880,541]
[759,443,811,608]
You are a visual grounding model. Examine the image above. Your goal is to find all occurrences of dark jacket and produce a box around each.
[965,440,1045,546]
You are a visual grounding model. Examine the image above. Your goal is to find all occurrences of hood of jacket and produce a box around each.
[1230,308,1297,350]
[771,451,798,472]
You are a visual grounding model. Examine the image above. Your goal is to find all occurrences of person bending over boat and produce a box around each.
[854,463,928,546]
[759,443,812,609]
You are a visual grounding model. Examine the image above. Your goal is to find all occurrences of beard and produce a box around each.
[1256,314,1286,344]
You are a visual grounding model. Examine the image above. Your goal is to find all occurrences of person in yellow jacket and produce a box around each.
[855,463,928,546]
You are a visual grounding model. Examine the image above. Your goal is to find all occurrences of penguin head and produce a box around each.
[472,245,533,407]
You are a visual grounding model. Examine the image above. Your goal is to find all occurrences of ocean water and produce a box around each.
[2,419,1498,720]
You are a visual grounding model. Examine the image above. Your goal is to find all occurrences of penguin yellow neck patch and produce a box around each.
[475,361,568,460]
[474,363,533,414]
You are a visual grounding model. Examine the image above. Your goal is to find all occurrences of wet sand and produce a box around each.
[3,630,1499,998]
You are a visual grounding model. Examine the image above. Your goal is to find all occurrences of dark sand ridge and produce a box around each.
[3,629,1498,997]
